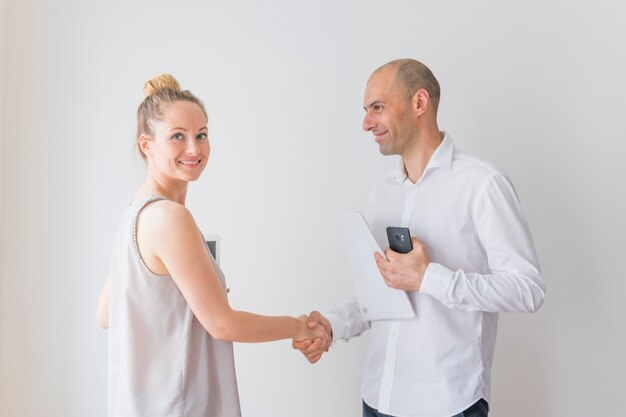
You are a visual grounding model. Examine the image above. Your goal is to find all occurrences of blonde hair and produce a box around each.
[136,74,207,159]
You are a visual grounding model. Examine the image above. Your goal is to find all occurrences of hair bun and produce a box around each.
[143,74,181,97]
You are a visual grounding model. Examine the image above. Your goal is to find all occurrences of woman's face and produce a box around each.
[143,100,210,183]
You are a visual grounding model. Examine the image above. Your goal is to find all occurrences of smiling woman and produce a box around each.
[135,74,207,159]
[95,74,329,417]
[138,99,209,184]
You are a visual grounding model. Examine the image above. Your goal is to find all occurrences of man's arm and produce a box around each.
[376,173,545,313]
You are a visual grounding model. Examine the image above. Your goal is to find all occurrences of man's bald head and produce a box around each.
[373,59,441,115]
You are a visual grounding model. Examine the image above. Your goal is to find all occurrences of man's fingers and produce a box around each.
[307,310,323,328]
[307,353,322,363]
[320,316,333,340]
[292,339,312,350]
[307,311,333,346]
[382,273,399,289]
[304,338,322,354]
[374,252,384,268]
[305,312,327,334]
[382,276,392,287]
[385,279,399,289]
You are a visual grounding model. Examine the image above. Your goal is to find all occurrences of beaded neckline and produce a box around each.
[131,195,166,258]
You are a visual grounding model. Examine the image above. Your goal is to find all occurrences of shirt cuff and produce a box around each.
[324,311,346,345]
[419,262,454,304]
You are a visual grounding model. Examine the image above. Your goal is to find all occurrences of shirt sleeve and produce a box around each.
[325,295,371,343]
[419,173,546,313]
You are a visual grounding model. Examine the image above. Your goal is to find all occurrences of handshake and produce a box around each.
[293,311,332,363]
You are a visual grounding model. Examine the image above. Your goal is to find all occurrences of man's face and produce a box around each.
[362,68,415,156]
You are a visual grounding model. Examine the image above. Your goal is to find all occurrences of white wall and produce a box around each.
[1,1,625,416]
[0,0,5,390]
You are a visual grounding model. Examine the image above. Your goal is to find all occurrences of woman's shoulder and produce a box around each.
[139,199,197,233]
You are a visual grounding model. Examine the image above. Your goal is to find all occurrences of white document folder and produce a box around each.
[339,211,416,321]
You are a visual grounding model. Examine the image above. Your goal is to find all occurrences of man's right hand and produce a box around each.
[292,311,332,363]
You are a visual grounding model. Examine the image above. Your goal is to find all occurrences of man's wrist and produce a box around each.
[418,262,454,302]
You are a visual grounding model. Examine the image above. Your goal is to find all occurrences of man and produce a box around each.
[294,59,545,417]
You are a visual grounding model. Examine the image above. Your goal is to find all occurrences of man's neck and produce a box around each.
[402,130,443,184]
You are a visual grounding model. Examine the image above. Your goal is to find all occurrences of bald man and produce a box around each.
[295,59,545,417]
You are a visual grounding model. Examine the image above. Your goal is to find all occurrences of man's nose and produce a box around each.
[363,112,374,132]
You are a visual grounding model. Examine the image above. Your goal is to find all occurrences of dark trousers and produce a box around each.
[362,398,489,417]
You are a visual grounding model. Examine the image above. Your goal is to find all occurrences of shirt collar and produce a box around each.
[393,132,454,183]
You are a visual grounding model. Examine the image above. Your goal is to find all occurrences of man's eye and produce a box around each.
[374,105,383,111]
[171,133,185,141]
[196,133,208,140]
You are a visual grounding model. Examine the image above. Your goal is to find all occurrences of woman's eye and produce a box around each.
[196,133,208,140]
[171,133,185,141]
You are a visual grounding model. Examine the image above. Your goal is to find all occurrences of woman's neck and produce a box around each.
[136,173,188,205]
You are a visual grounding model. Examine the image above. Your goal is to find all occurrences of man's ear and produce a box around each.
[138,134,152,157]
[411,88,430,117]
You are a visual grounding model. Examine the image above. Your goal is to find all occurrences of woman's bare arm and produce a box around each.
[97,275,110,329]
[137,201,327,344]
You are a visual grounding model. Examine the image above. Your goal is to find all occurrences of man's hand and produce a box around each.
[374,237,430,292]
[292,311,332,363]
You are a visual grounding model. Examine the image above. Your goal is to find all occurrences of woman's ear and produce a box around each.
[138,134,152,157]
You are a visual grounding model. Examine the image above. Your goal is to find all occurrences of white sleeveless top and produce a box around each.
[107,195,241,417]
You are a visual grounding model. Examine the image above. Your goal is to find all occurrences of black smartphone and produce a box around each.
[386,227,413,254]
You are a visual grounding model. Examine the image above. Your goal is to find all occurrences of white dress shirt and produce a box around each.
[326,133,545,417]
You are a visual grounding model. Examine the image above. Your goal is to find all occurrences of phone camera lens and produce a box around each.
[395,234,403,241]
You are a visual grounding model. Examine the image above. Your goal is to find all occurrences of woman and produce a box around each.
[97,74,327,417]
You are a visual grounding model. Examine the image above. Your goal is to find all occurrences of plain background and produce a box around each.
[1,1,625,416]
